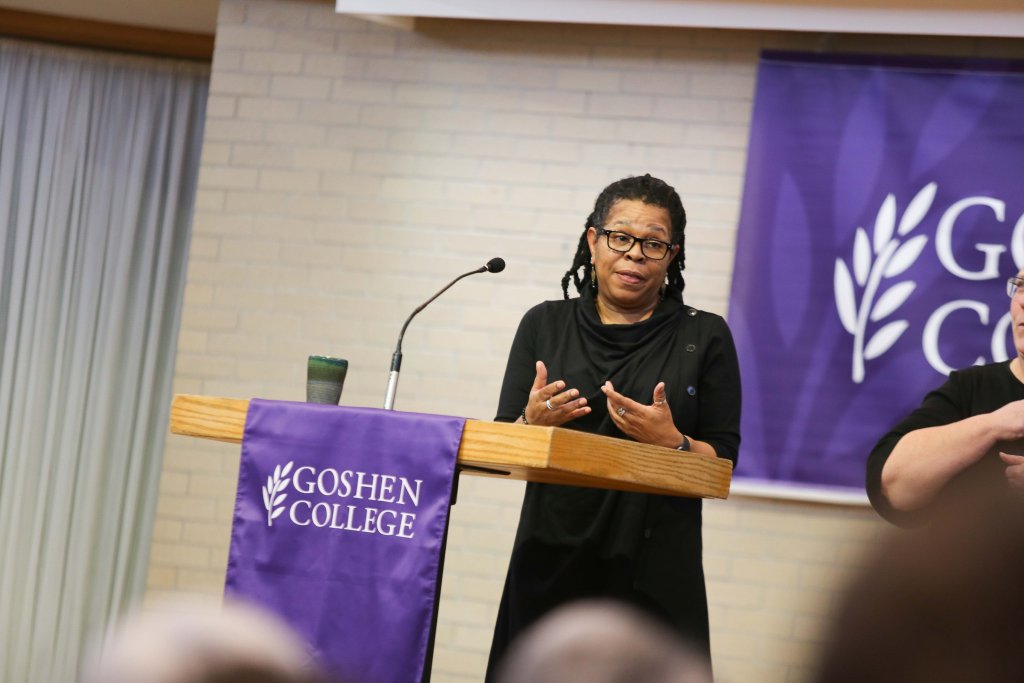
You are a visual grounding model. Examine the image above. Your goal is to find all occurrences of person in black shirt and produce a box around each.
[867,271,1024,525]
[485,175,741,677]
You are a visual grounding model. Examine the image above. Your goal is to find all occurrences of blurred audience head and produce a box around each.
[79,596,329,683]
[493,599,712,683]
[812,487,1024,683]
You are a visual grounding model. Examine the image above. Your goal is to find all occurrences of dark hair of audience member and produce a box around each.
[811,485,1024,683]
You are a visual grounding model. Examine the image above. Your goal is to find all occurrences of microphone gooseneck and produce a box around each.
[383,257,505,410]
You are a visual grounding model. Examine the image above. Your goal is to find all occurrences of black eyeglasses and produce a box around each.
[1008,276,1024,298]
[597,229,674,261]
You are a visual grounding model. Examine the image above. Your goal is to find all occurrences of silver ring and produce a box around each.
[616,406,627,417]
[653,400,665,407]
[545,398,555,411]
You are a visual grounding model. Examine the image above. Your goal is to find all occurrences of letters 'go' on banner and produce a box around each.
[728,51,1024,498]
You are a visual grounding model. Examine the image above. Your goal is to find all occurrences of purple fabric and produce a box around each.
[730,51,1024,493]
[225,399,464,683]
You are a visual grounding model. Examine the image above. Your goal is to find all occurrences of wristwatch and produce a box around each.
[676,435,691,452]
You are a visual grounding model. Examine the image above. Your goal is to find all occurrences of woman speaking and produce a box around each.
[486,174,742,675]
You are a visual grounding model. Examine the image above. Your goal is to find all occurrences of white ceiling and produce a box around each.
[1,0,1021,38]
[339,0,1024,38]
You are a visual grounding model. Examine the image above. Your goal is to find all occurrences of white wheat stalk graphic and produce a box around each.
[262,461,293,527]
[834,183,936,383]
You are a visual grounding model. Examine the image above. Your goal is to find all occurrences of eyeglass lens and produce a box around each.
[604,231,669,259]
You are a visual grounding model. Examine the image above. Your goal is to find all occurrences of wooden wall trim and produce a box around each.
[0,8,214,61]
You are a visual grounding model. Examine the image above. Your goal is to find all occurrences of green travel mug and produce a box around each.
[306,356,348,405]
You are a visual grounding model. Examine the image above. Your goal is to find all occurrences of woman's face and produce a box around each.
[586,199,679,313]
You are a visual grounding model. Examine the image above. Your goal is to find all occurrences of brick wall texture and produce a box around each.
[148,1,1024,680]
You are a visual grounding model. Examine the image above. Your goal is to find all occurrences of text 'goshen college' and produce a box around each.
[289,466,422,538]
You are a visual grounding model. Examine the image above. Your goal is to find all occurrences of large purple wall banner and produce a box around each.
[729,52,1024,499]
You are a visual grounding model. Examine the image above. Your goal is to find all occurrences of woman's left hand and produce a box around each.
[602,380,683,449]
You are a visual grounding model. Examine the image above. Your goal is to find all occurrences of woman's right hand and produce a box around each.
[522,360,590,427]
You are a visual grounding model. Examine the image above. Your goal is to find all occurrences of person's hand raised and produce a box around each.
[602,381,683,449]
[521,360,590,427]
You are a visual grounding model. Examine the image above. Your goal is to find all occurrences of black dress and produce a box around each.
[867,361,1024,525]
[486,287,741,676]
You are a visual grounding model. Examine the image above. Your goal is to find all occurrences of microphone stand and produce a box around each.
[381,257,502,682]
[384,260,503,410]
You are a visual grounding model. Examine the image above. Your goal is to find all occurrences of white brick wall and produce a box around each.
[148,1,1024,680]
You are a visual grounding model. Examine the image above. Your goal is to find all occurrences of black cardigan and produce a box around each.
[490,286,741,659]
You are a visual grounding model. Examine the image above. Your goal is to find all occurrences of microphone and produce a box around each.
[383,257,505,410]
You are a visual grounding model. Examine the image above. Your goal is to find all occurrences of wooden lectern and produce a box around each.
[170,394,733,499]
[169,394,732,682]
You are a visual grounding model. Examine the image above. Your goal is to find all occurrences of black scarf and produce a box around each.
[554,285,688,439]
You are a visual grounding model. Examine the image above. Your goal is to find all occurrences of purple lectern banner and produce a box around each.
[225,400,465,683]
[730,52,1024,495]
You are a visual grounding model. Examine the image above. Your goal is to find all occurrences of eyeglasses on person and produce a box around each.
[597,229,674,260]
[1008,276,1024,298]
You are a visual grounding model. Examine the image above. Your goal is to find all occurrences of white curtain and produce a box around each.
[0,39,207,683]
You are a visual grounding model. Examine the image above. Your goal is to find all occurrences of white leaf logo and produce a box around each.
[871,281,916,322]
[261,460,294,527]
[898,182,937,236]
[883,235,928,278]
[864,320,909,360]
[873,194,897,253]
[834,259,858,334]
[853,228,871,286]
[834,182,936,382]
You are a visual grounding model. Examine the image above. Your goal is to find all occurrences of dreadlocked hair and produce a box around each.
[560,174,687,299]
